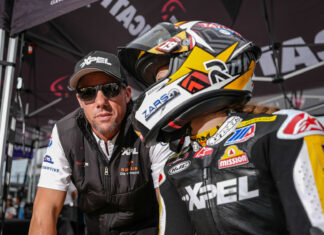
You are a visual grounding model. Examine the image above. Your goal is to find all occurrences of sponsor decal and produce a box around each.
[161,0,186,23]
[80,56,111,68]
[48,137,53,147]
[159,171,166,185]
[42,166,59,173]
[181,176,259,211]
[142,89,179,120]
[237,115,277,128]
[198,22,242,37]
[225,124,255,146]
[180,71,210,94]
[121,147,139,156]
[44,155,54,164]
[218,145,249,169]
[120,161,139,175]
[75,161,89,167]
[168,160,191,175]
[167,152,189,166]
[204,59,232,85]
[276,110,324,139]
[283,113,324,135]
[206,116,242,146]
[156,37,182,53]
[194,147,213,159]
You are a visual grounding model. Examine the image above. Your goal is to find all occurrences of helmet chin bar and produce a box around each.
[137,89,251,147]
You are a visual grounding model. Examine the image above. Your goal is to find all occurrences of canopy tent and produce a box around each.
[8,0,324,131]
[0,0,323,231]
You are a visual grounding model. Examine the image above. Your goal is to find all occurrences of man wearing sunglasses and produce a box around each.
[29,51,170,235]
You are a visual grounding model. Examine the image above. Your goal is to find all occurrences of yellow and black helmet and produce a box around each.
[119,21,261,146]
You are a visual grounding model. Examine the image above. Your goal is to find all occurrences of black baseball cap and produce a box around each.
[69,51,126,89]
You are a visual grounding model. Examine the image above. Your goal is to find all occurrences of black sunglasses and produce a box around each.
[76,82,123,102]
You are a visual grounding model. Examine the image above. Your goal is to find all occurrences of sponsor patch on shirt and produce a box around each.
[121,147,139,156]
[120,161,139,175]
[218,145,249,169]
[277,111,324,139]
[225,124,255,146]
[48,137,52,147]
[237,116,277,128]
[206,116,242,146]
[44,155,54,164]
[168,160,191,175]
[42,165,59,173]
[194,147,213,159]
[75,161,88,167]
[159,171,166,185]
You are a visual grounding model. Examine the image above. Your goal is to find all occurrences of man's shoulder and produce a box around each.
[56,108,84,137]
[274,109,324,140]
[57,108,82,124]
[238,109,324,140]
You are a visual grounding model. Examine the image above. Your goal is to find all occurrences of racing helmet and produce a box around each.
[120,21,261,147]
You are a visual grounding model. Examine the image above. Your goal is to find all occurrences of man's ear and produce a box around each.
[125,86,132,103]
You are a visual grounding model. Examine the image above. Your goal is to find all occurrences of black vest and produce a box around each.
[56,108,158,235]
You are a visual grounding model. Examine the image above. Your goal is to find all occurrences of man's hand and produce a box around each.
[28,187,66,235]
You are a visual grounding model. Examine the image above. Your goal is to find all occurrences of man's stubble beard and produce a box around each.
[93,117,119,137]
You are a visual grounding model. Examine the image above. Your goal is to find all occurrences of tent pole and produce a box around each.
[26,97,64,118]
[0,29,5,96]
[0,37,18,192]
[27,129,39,203]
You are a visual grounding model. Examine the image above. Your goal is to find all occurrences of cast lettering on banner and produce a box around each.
[259,29,324,76]
[100,0,152,36]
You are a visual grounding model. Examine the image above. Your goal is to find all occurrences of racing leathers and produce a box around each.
[159,109,324,235]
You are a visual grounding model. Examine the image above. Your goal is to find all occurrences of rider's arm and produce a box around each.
[269,133,324,235]
[28,188,66,235]
[150,142,174,202]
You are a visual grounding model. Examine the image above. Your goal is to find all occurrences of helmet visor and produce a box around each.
[126,22,182,51]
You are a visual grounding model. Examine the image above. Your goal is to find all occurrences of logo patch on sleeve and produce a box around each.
[159,171,166,185]
[194,147,213,159]
[218,145,249,169]
[44,155,54,164]
[168,160,191,175]
[277,111,324,139]
[225,124,255,146]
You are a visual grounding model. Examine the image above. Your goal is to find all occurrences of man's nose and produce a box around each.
[95,90,109,106]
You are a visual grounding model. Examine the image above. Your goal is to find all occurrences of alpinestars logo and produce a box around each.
[181,176,259,211]
[80,56,112,68]
[284,113,324,135]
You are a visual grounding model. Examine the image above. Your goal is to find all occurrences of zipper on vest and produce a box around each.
[104,166,111,201]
